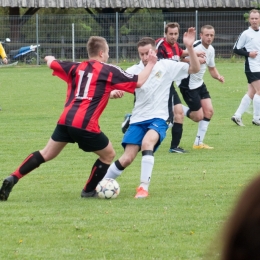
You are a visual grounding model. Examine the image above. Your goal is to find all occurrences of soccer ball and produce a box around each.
[96,178,120,199]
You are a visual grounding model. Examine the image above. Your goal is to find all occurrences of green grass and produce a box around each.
[0,62,259,259]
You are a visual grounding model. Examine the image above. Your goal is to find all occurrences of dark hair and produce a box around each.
[221,174,260,260]
[87,36,107,58]
[137,37,156,48]
[164,22,180,34]
[200,25,214,33]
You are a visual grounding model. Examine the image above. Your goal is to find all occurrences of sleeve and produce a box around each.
[164,59,189,81]
[51,60,75,82]
[109,65,138,94]
[157,45,168,59]
[207,47,216,67]
[0,43,7,59]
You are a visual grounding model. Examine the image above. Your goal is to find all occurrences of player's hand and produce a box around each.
[198,57,206,64]
[249,51,258,58]
[217,75,225,83]
[110,90,125,99]
[183,27,196,48]
[196,51,206,58]
[2,57,8,64]
[147,49,157,65]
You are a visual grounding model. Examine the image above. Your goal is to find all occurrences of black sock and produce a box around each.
[12,151,45,179]
[84,159,110,192]
[170,123,183,149]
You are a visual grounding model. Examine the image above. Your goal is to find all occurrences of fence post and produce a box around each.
[61,36,65,59]
[36,14,39,65]
[195,10,198,41]
[116,12,119,64]
[72,23,75,62]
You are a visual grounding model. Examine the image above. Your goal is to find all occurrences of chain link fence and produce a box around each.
[0,10,249,64]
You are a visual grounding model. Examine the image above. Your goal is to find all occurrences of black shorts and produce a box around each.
[51,124,109,152]
[179,83,211,111]
[169,84,182,106]
[245,72,260,84]
[167,84,182,122]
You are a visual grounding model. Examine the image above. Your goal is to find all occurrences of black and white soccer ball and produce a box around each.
[96,178,120,199]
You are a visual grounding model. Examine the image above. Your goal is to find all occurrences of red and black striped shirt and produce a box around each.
[156,37,183,61]
[51,60,138,133]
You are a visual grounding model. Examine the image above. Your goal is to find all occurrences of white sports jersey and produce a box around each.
[176,40,215,90]
[233,26,260,72]
[126,59,189,124]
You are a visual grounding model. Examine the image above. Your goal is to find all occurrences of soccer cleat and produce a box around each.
[193,143,214,149]
[252,119,260,126]
[231,116,245,126]
[134,187,149,199]
[0,176,16,201]
[81,189,98,198]
[121,113,131,133]
[169,147,187,153]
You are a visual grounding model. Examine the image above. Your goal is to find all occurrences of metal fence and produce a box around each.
[0,10,249,64]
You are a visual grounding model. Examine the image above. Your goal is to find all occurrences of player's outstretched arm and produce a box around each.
[183,28,200,74]
[44,56,56,68]
[136,49,157,87]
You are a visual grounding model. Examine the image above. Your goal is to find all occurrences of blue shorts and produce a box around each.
[122,118,168,152]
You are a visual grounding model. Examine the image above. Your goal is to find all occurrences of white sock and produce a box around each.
[194,119,210,145]
[253,94,260,121]
[182,104,189,116]
[139,155,154,191]
[103,162,123,179]
[234,94,252,118]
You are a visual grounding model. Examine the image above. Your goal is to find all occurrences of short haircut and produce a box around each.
[201,25,215,33]
[249,9,260,15]
[87,36,107,58]
[137,37,156,48]
[164,22,180,34]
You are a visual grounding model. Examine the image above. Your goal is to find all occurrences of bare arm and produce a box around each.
[208,66,225,83]
[136,49,157,88]
[44,56,56,67]
[182,28,200,74]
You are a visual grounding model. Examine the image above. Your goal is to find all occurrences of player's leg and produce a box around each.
[135,119,167,198]
[193,85,214,149]
[82,123,143,197]
[0,137,67,201]
[232,83,254,126]
[193,97,214,149]
[169,87,187,153]
[251,79,260,125]
[80,131,115,197]
[104,144,140,180]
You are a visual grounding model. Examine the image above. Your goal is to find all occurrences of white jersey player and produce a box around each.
[231,9,260,126]
[176,25,224,150]
[102,29,200,199]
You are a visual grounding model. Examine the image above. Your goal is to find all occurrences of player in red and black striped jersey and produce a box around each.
[156,22,188,153]
[0,36,157,201]
[156,22,205,153]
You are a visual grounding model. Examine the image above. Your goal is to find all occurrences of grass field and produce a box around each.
[0,61,259,259]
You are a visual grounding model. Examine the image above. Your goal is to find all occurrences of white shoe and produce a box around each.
[252,119,260,126]
[231,115,245,126]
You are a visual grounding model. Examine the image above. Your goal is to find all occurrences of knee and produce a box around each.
[205,108,214,119]
[189,112,203,122]
[173,108,184,123]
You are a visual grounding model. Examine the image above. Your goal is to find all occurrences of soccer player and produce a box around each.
[231,9,260,126]
[0,36,157,201]
[177,25,225,149]
[122,22,205,153]
[103,28,200,198]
